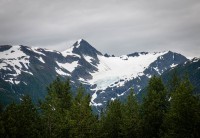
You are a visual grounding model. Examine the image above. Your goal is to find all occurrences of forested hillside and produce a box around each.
[0,75,200,138]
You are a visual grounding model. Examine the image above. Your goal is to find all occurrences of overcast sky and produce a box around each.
[0,0,200,57]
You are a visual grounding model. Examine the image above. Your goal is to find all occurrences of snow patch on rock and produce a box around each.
[62,47,81,58]
[56,61,79,73]
[55,67,70,76]
[88,52,167,91]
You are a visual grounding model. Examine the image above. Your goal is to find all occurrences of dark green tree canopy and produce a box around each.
[0,76,199,138]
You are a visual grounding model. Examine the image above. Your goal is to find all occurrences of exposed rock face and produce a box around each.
[0,39,189,111]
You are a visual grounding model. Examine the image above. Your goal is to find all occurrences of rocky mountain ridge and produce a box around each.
[0,39,189,110]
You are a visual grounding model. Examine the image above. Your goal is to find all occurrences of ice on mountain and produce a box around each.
[170,63,178,68]
[90,90,104,106]
[137,72,144,76]
[0,42,188,110]
[44,49,60,54]
[61,47,81,58]
[117,81,126,87]
[76,39,83,48]
[78,39,83,44]
[56,61,79,73]
[55,67,70,76]
[193,58,200,62]
[88,52,167,91]
[15,80,20,84]
[0,45,31,77]
[153,67,160,74]
[23,81,27,85]
[5,78,14,84]
[37,57,45,63]
[117,91,126,97]
[84,55,93,63]
[90,91,97,105]
[100,91,105,94]
[78,77,87,82]
[111,98,116,101]
[0,63,8,70]
[23,63,29,69]
[120,55,128,60]
[22,70,33,75]
[91,76,121,90]
[31,47,46,56]
[92,103,103,106]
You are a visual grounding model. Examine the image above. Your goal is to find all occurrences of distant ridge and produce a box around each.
[0,39,189,111]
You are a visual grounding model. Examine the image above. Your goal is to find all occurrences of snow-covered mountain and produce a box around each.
[0,39,188,110]
[161,57,200,93]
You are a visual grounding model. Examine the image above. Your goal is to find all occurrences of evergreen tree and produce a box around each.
[165,71,181,104]
[40,77,72,138]
[1,73,200,138]
[101,99,123,138]
[141,76,168,138]
[2,96,42,138]
[0,103,5,137]
[163,76,200,138]
[121,88,140,138]
[167,70,181,94]
[2,103,19,137]
[69,85,98,138]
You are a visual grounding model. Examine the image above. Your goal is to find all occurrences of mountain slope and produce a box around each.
[137,57,200,103]
[0,39,189,110]
[162,57,200,93]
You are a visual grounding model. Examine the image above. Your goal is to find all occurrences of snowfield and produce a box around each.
[88,52,168,90]
[0,40,188,109]
[0,45,31,83]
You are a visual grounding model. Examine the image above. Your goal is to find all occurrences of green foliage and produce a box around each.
[167,71,181,94]
[101,99,123,138]
[121,88,140,138]
[2,96,42,138]
[162,75,200,138]
[0,103,5,137]
[141,76,168,138]
[69,85,98,138]
[1,75,199,138]
[40,78,97,138]
[40,77,72,138]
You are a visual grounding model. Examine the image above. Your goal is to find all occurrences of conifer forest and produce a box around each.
[0,74,200,138]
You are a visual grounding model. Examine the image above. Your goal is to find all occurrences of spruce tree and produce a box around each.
[69,85,98,138]
[0,103,5,137]
[163,76,200,138]
[2,96,42,138]
[141,76,168,138]
[165,71,181,104]
[121,88,140,138]
[2,103,19,137]
[101,99,123,138]
[40,77,72,138]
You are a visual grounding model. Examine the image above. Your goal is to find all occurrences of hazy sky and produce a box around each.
[0,0,200,57]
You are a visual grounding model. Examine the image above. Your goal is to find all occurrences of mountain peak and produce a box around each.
[69,39,102,57]
[77,38,85,44]
[72,38,87,48]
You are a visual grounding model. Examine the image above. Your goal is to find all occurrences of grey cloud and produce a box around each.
[0,0,200,57]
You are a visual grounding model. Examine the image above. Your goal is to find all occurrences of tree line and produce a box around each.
[0,74,200,138]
